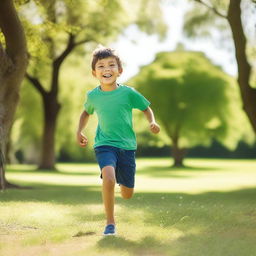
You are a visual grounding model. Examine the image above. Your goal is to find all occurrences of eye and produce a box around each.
[97,65,104,68]
[110,64,116,67]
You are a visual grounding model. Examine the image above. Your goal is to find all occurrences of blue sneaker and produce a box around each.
[103,224,116,236]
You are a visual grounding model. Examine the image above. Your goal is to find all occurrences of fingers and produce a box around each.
[79,137,88,147]
[151,127,160,134]
[77,133,88,147]
[150,123,160,134]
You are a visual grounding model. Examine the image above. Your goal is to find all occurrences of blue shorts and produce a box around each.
[94,145,136,188]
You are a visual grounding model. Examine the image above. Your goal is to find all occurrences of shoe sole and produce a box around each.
[103,232,116,236]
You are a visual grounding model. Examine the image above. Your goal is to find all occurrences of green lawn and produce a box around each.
[1,158,256,256]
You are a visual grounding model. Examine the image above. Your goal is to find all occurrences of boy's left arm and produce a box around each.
[142,107,160,134]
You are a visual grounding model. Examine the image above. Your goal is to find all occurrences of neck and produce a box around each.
[100,83,119,91]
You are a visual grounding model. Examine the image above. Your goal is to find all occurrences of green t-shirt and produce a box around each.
[84,84,150,150]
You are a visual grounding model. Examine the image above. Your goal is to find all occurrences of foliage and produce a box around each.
[184,0,256,84]
[11,0,167,163]
[183,0,256,137]
[130,50,253,150]
[56,55,98,162]
[11,80,43,163]
[19,0,167,80]
[11,55,96,163]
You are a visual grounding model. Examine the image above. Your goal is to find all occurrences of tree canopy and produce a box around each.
[10,0,167,167]
[184,0,256,134]
[130,50,252,166]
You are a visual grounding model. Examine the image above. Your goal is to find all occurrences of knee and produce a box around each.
[121,192,133,200]
[103,176,116,187]
[102,166,116,187]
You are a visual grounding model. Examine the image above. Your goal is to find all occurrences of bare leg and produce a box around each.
[120,185,134,199]
[102,166,116,225]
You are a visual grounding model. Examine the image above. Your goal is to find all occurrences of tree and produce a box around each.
[0,0,28,189]
[21,0,166,169]
[131,51,248,166]
[12,56,97,165]
[184,0,256,134]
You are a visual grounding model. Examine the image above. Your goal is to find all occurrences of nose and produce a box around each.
[103,66,111,71]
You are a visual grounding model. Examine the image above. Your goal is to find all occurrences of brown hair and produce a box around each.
[91,45,122,71]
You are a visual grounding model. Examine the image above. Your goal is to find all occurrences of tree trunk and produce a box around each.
[0,0,28,190]
[38,93,60,169]
[227,0,256,134]
[171,134,186,167]
[171,143,186,167]
[26,34,75,170]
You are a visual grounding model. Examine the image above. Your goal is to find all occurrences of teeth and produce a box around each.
[103,74,112,78]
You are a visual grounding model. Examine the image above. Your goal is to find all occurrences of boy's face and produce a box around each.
[92,57,123,87]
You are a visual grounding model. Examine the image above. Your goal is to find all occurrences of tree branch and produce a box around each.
[54,34,76,67]
[0,0,27,61]
[51,34,92,95]
[0,43,13,78]
[50,33,76,95]
[194,0,227,18]
[74,38,92,47]
[227,0,256,133]
[26,73,46,95]
[227,0,251,84]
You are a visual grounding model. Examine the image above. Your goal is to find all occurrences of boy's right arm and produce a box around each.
[76,110,90,147]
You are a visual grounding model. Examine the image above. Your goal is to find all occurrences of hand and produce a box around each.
[77,132,88,147]
[149,122,160,134]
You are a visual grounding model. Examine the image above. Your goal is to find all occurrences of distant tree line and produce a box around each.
[136,141,256,160]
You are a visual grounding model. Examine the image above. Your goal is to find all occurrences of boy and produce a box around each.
[76,46,160,236]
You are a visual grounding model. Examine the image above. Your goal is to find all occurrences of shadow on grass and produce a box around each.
[2,177,256,208]
[3,161,256,256]
[6,167,98,176]
[1,178,256,255]
[7,160,226,180]
[0,185,102,205]
[114,188,256,256]
[118,188,256,229]
[98,235,169,256]
[138,165,227,179]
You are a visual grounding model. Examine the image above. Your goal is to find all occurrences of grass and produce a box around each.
[1,158,256,256]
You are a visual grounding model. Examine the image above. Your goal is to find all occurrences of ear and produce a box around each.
[118,68,123,76]
[92,70,96,77]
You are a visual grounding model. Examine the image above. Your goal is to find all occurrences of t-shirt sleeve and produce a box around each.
[83,92,94,115]
[130,87,150,111]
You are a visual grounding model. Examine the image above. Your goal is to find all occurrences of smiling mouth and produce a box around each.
[103,74,112,78]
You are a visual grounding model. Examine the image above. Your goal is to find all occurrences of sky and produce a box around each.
[111,0,237,83]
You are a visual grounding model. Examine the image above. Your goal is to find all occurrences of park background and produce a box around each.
[0,0,256,255]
